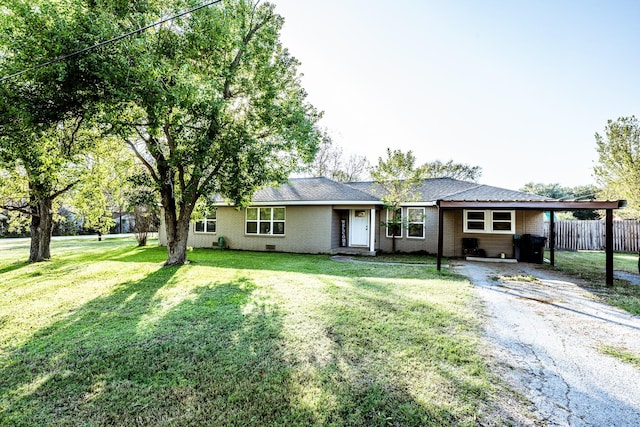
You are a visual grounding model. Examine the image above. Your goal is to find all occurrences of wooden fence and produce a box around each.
[543,220,640,252]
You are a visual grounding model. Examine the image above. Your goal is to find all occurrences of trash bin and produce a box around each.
[519,234,546,264]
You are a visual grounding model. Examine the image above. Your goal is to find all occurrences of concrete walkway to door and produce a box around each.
[454,260,640,426]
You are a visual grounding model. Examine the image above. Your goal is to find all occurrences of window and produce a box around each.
[463,210,515,234]
[407,207,425,238]
[385,208,402,238]
[194,212,216,234]
[246,207,285,235]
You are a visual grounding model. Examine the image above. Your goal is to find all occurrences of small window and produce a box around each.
[407,207,425,238]
[492,211,514,232]
[246,207,285,235]
[194,212,217,234]
[386,208,402,238]
[463,210,515,234]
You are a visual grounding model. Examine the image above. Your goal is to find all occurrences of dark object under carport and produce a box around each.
[516,234,547,264]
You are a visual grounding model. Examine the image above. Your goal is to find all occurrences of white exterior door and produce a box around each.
[349,210,370,247]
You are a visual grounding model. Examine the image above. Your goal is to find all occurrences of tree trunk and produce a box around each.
[162,191,195,266]
[166,220,190,265]
[28,196,53,262]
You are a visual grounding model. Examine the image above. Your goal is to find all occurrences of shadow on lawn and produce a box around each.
[0,261,29,276]
[1,264,307,425]
[0,255,468,426]
[107,244,461,282]
[314,278,489,426]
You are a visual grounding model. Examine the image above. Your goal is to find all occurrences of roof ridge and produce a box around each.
[439,183,483,200]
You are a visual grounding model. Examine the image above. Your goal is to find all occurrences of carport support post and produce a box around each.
[437,204,444,271]
[549,210,555,266]
[606,209,614,287]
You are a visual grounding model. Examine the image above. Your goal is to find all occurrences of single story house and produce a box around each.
[159,176,625,284]
[159,177,562,257]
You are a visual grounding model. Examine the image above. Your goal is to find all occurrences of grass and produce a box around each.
[0,238,513,426]
[544,250,640,315]
[491,275,541,284]
[362,253,444,265]
[600,345,640,369]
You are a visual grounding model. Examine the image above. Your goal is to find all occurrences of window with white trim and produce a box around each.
[246,207,285,235]
[463,210,515,234]
[407,207,425,238]
[194,213,216,233]
[385,208,402,238]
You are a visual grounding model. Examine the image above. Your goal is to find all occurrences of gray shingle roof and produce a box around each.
[250,177,380,203]
[215,177,552,204]
[346,178,552,202]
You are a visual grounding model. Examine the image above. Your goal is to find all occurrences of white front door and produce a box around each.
[349,210,370,247]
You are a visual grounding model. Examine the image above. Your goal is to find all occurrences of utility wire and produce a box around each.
[0,0,223,83]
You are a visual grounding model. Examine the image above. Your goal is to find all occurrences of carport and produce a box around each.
[436,199,627,286]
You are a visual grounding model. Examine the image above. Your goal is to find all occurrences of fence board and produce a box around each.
[544,220,640,252]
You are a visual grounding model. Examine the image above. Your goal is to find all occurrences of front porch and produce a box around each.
[332,207,378,255]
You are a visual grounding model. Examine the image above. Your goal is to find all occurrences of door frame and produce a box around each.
[349,209,370,247]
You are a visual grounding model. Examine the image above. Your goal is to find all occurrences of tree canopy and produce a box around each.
[594,116,640,218]
[520,182,600,220]
[0,0,136,260]
[422,160,482,182]
[304,133,370,182]
[104,0,321,265]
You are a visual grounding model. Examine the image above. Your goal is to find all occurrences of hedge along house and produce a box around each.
[158,176,625,284]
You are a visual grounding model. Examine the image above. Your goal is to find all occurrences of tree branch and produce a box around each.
[197,157,227,199]
[124,137,160,183]
[0,204,34,216]
[51,179,80,199]
[223,8,273,99]
[163,122,186,194]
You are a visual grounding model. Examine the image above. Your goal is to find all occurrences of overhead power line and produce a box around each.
[0,0,223,83]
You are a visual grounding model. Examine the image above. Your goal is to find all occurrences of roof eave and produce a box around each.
[213,200,384,207]
[437,200,626,210]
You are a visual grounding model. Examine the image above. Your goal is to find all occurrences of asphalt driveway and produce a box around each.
[453,261,640,426]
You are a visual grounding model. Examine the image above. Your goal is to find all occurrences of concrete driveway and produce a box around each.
[453,261,640,426]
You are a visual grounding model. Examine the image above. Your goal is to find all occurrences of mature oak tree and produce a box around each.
[109,0,321,265]
[0,0,135,261]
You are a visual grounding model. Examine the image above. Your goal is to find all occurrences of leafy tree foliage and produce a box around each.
[0,0,132,261]
[520,182,600,220]
[106,0,321,265]
[371,148,426,252]
[594,116,640,218]
[422,160,482,182]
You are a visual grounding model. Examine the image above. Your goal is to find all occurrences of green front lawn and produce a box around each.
[0,239,510,426]
[545,250,640,315]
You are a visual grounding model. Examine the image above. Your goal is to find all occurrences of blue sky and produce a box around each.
[272,0,640,189]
